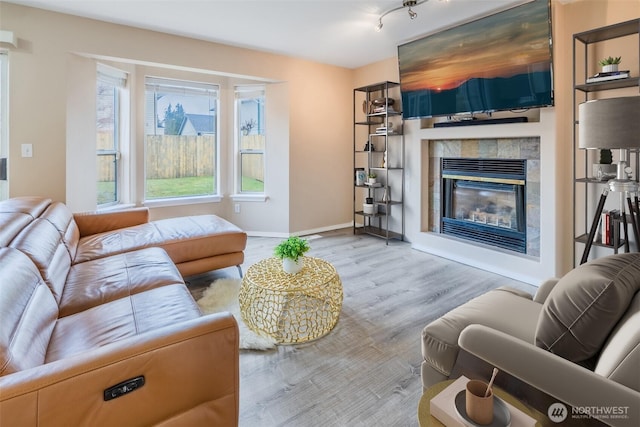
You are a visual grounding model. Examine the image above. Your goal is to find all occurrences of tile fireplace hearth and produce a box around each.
[428,137,540,257]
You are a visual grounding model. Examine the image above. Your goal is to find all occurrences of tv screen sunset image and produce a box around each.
[398,0,553,118]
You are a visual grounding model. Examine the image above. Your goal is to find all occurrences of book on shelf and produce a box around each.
[586,70,630,83]
[598,209,621,246]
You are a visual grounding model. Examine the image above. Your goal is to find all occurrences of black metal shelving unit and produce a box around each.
[353,81,405,243]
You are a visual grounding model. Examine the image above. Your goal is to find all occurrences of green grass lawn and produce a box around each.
[98,175,264,204]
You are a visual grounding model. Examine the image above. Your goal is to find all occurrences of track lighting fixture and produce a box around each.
[375,0,429,32]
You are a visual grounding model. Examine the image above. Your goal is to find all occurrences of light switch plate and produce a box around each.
[21,144,33,158]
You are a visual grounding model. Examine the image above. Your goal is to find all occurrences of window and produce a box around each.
[144,77,219,202]
[0,52,7,200]
[235,86,265,194]
[96,64,127,206]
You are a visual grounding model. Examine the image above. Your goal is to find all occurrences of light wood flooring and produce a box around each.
[186,228,537,427]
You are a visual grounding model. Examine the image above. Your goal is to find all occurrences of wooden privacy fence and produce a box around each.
[97,134,264,182]
[146,135,215,179]
[241,134,265,182]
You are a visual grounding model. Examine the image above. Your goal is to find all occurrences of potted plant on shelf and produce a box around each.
[367,172,377,185]
[593,148,616,181]
[274,236,310,274]
[599,56,621,73]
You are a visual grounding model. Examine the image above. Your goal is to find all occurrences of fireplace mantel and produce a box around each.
[401,108,560,285]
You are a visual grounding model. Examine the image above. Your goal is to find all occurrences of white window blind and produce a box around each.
[97,63,127,88]
[145,77,218,96]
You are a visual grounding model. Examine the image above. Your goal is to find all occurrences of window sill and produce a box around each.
[98,203,136,212]
[230,194,268,202]
[143,195,222,208]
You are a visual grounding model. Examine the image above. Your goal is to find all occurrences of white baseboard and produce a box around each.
[245,222,353,238]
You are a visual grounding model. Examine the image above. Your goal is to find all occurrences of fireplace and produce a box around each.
[441,158,527,253]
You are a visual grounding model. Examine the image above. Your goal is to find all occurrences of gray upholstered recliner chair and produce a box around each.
[421,253,640,427]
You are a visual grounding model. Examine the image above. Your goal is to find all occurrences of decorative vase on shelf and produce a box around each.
[602,64,618,73]
[282,257,304,274]
[381,186,390,203]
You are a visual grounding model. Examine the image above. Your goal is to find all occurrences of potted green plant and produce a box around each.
[274,236,310,274]
[599,56,621,73]
[367,172,377,185]
[593,148,616,181]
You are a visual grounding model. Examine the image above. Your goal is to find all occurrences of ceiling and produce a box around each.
[5,0,531,69]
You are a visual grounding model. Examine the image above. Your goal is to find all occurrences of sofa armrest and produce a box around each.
[73,207,150,237]
[0,312,239,426]
[459,324,640,427]
[533,277,560,304]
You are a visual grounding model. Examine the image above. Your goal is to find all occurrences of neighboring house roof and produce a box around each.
[179,114,215,135]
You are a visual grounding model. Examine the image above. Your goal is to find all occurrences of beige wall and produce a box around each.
[0,2,353,235]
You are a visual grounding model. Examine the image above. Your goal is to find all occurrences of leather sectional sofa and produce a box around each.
[0,197,247,426]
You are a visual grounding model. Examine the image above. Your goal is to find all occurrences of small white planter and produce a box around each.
[367,177,377,185]
[363,203,375,215]
[602,64,618,73]
[282,257,303,274]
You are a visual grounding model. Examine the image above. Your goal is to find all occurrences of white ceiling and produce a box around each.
[5,0,530,69]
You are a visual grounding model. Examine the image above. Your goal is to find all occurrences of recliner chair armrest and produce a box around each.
[459,324,640,427]
[0,312,239,426]
[533,277,560,303]
[73,207,150,237]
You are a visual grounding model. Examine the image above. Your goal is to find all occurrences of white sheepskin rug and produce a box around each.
[197,278,277,351]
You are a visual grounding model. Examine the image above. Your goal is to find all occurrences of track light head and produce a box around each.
[375,0,427,31]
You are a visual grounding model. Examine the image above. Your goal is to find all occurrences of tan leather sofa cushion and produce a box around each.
[535,253,640,362]
[73,207,149,237]
[39,202,80,260]
[0,196,51,218]
[75,215,247,266]
[422,287,540,377]
[0,197,51,247]
[60,247,185,317]
[9,219,73,305]
[0,248,58,375]
[0,213,32,247]
[46,284,201,363]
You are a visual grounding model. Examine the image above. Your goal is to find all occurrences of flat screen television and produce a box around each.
[398,0,553,120]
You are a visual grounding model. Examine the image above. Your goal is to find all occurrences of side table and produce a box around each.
[239,257,343,344]
[418,378,549,427]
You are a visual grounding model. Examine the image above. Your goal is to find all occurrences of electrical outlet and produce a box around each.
[21,144,33,158]
[234,203,240,214]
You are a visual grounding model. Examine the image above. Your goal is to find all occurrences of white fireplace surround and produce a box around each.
[402,109,559,285]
